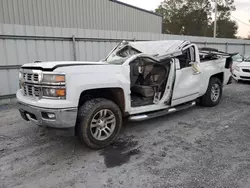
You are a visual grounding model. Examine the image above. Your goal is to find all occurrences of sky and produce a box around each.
[120,0,250,38]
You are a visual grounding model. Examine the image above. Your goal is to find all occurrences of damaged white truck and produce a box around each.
[17,40,233,149]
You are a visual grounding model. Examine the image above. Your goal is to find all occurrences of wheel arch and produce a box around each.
[200,72,224,97]
[200,75,223,107]
[77,88,126,115]
[210,72,224,84]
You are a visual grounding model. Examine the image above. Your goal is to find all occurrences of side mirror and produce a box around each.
[190,61,201,74]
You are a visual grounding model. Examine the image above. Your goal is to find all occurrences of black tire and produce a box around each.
[200,77,222,107]
[76,98,122,149]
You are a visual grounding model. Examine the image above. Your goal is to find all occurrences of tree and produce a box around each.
[155,0,212,36]
[155,0,238,38]
[211,0,238,38]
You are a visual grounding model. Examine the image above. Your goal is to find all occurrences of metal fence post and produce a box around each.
[205,41,207,47]
[244,43,246,56]
[72,35,77,61]
[226,42,228,52]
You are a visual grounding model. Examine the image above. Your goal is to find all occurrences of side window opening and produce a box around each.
[176,47,195,69]
[176,50,189,69]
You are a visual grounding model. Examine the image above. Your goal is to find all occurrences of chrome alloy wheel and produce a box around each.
[90,109,116,141]
[211,83,220,102]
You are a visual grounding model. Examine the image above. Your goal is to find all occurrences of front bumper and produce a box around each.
[232,70,250,81]
[18,102,77,128]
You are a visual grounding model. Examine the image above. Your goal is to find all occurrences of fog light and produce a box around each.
[48,113,56,119]
[42,112,56,120]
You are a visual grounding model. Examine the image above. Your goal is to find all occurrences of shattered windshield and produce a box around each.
[232,54,243,62]
[105,44,141,65]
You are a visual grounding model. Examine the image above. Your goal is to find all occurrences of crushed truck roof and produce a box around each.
[129,40,190,57]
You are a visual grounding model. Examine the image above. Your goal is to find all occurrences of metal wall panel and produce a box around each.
[228,44,245,54]
[245,45,250,56]
[0,0,162,33]
[1,24,250,103]
[0,70,9,96]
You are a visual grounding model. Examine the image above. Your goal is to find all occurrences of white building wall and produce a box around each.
[0,0,162,33]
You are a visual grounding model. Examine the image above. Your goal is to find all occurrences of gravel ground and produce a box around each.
[1,81,250,188]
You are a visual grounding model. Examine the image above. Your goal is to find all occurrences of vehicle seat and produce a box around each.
[131,85,155,98]
[130,59,141,87]
[131,64,168,98]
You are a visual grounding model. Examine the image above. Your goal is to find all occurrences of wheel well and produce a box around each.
[211,72,224,84]
[77,88,126,115]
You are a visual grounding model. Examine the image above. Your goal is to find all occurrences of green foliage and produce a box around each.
[156,0,238,38]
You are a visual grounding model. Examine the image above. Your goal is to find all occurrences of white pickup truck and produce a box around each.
[17,40,233,149]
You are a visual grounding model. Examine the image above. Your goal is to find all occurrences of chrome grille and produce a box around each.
[33,74,39,81]
[23,73,39,82]
[22,85,40,97]
[21,70,41,98]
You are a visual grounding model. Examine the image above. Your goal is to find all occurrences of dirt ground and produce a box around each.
[1,81,250,188]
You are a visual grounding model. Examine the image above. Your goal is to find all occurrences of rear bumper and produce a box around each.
[18,102,77,128]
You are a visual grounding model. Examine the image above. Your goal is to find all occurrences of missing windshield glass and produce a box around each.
[105,45,141,64]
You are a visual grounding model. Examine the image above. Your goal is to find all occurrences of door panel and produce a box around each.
[172,66,201,106]
[171,45,201,106]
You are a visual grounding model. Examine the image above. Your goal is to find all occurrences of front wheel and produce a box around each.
[77,98,122,149]
[200,77,222,107]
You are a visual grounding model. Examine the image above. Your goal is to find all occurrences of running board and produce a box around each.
[128,101,196,121]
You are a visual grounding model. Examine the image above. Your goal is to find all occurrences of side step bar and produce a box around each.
[128,101,196,121]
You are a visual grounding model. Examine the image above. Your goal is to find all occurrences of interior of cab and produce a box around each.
[130,57,171,107]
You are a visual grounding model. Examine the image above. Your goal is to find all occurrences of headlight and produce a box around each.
[42,74,65,83]
[234,66,240,71]
[42,88,66,99]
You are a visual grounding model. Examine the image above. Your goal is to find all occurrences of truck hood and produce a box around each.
[21,61,107,71]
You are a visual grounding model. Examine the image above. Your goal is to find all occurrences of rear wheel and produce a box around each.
[77,98,122,149]
[200,77,222,107]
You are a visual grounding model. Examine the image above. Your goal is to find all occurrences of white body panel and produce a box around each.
[172,66,201,106]
[198,58,231,96]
